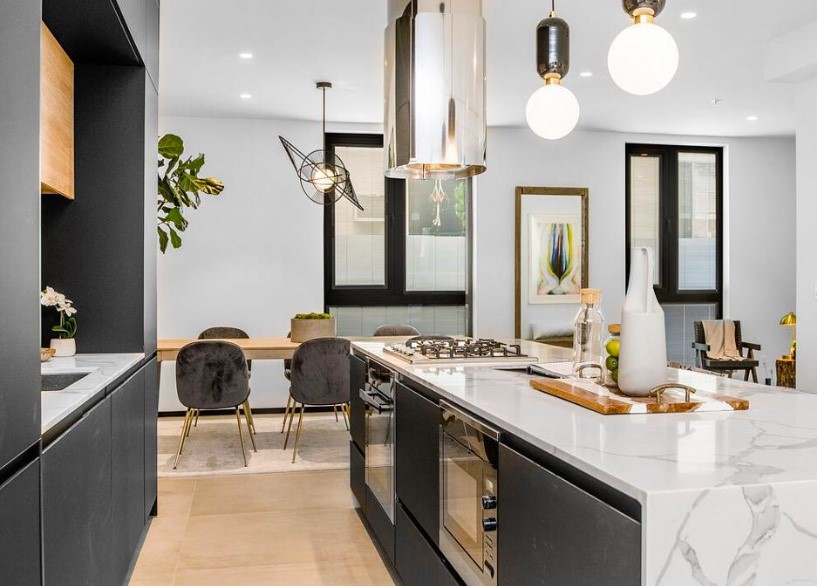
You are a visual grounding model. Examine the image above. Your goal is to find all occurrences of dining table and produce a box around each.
[156,337,301,363]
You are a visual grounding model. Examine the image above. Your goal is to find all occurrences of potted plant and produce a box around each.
[41,286,78,356]
[290,312,336,343]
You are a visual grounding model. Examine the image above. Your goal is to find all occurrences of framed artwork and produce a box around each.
[515,187,589,338]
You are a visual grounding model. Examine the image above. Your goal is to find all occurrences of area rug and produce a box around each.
[158,412,350,478]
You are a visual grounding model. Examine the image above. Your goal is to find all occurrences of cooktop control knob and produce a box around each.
[483,518,498,532]
[482,495,497,510]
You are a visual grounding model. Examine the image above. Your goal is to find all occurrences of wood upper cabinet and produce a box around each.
[40,23,74,200]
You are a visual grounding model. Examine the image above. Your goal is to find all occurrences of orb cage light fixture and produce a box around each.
[608,0,679,96]
[279,82,364,211]
[526,1,580,140]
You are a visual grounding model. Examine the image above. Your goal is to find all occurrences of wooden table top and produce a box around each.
[156,337,300,361]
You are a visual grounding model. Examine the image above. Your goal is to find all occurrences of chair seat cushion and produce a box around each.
[702,359,758,369]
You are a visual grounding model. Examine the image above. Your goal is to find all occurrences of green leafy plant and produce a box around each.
[453,180,467,232]
[293,312,333,320]
[40,287,78,339]
[157,134,225,253]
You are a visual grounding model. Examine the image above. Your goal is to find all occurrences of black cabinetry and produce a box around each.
[0,459,42,585]
[43,398,113,586]
[395,381,440,545]
[350,441,366,514]
[111,369,146,583]
[349,353,366,450]
[396,504,461,586]
[144,358,159,517]
[497,444,641,586]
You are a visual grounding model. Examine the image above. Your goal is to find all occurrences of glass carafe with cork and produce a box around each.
[572,288,605,381]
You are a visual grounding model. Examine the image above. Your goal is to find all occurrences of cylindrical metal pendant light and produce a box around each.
[384,0,487,179]
[526,6,580,140]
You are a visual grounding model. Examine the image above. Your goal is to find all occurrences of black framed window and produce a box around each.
[625,144,723,306]
[324,133,470,310]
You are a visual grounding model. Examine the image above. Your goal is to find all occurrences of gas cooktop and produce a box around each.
[383,337,538,365]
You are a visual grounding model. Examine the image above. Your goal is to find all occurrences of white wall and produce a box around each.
[796,79,817,391]
[474,128,796,367]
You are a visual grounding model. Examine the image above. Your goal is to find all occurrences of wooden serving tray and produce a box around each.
[530,378,749,415]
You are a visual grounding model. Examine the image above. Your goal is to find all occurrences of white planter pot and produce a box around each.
[50,338,76,357]
[290,318,336,343]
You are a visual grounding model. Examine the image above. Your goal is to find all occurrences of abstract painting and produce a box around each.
[529,213,583,303]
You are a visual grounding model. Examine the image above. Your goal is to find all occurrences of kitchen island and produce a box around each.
[350,339,817,585]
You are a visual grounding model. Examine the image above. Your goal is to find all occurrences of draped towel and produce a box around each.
[702,320,742,360]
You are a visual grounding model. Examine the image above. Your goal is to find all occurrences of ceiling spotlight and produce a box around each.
[526,4,580,140]
[608,0,679,96]
[579,71,594,78]
[747,115,758,121]
[239,52,254,59]
[680,11,697,19]
[240,93,252,99]
[711,98,722,107]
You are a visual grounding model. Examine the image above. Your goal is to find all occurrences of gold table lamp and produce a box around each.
[779,312,796,358]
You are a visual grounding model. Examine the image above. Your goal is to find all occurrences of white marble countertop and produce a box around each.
[41,353,145,433]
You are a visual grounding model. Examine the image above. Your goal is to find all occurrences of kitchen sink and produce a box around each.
[41,372,90,392]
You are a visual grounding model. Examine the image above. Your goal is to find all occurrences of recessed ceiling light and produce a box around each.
[747,115,758,121]
[681,12,697,19]
[240,93,252,100]
[239,52,254,59]
[579,71,593,78]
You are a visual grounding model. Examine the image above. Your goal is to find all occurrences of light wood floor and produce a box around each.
[129,469,399,585]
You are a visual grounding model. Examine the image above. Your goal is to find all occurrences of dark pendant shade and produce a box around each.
[536,15,570,79]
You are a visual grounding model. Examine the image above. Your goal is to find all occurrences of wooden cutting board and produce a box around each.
[529,378,749,415]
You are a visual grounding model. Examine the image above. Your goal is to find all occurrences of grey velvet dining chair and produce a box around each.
[373,324,421,337]
[174,340,256,468]
[195,327,257,435]
[283,337,351,463]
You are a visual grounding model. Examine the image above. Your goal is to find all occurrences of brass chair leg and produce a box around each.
[291,404,305,463]
[284,401,298,449]
[340,403,349,431]
[186,409,197,437]
[235,407,248,467]
[243,402,257,452]
[193,408,200,428]
[333,404,339,422]
[281,394,293,433]
[173,409,193,469]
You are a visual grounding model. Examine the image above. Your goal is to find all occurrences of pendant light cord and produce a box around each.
[321,86,326,136]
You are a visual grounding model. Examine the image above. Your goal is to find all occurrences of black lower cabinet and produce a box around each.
[349,353,366,451]
[395,382,440,544]
[43,398,113,586]
[396,504,461,586]
[111,369,146,583]
[0,458,42,585]
[350,441,366,514]
[366,488,396,564]
[497,444,641,586]
[144,358,159,518]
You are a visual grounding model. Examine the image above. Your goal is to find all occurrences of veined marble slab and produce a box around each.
[352,339,817,585]
[41,353,144,433]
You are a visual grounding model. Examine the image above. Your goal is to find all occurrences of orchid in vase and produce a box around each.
[41,287,78,356]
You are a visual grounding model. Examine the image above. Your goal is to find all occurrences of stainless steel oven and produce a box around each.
[440,400,499,586]
[360,360,396,522]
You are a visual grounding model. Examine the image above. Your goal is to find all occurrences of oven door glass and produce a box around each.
[365,400,395,521]
[442,432,484,569]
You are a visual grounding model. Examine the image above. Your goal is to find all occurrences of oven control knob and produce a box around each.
[482,496,497,510]
[483,518,498,532]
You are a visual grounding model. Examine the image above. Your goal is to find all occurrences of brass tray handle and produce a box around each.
[649,384,697,404]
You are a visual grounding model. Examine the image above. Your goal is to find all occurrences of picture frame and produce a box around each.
[515,186,589,338]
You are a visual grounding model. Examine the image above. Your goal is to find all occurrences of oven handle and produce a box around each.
[440,400,500,441]
[359,388,394,413]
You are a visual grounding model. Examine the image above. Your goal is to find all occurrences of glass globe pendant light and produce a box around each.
[526,3,579,140]
[608,0,679,96]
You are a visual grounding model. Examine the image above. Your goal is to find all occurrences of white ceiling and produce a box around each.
[159,0,817,137]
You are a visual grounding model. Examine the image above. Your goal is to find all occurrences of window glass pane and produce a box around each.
[677,152,717,290]
[405,179,469,291]
[329,305,468,337]
[629,155,661,285]
[334,146,385,286]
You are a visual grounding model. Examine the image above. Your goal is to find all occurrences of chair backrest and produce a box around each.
[289,337,351,406]
[176,341,250,410]
[373,324,421,337]
[199,326,251,370]
[694,320,744,346]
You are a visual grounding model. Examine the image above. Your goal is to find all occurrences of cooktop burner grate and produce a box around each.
[383,338,537,364]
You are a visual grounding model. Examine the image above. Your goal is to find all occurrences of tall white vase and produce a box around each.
[618,247,667,396]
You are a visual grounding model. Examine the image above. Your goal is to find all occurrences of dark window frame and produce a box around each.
[323,132,467,308]
[625,143,724,306]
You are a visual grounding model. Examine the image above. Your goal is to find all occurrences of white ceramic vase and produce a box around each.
[50,338,76,357]
[618,247,667,397]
